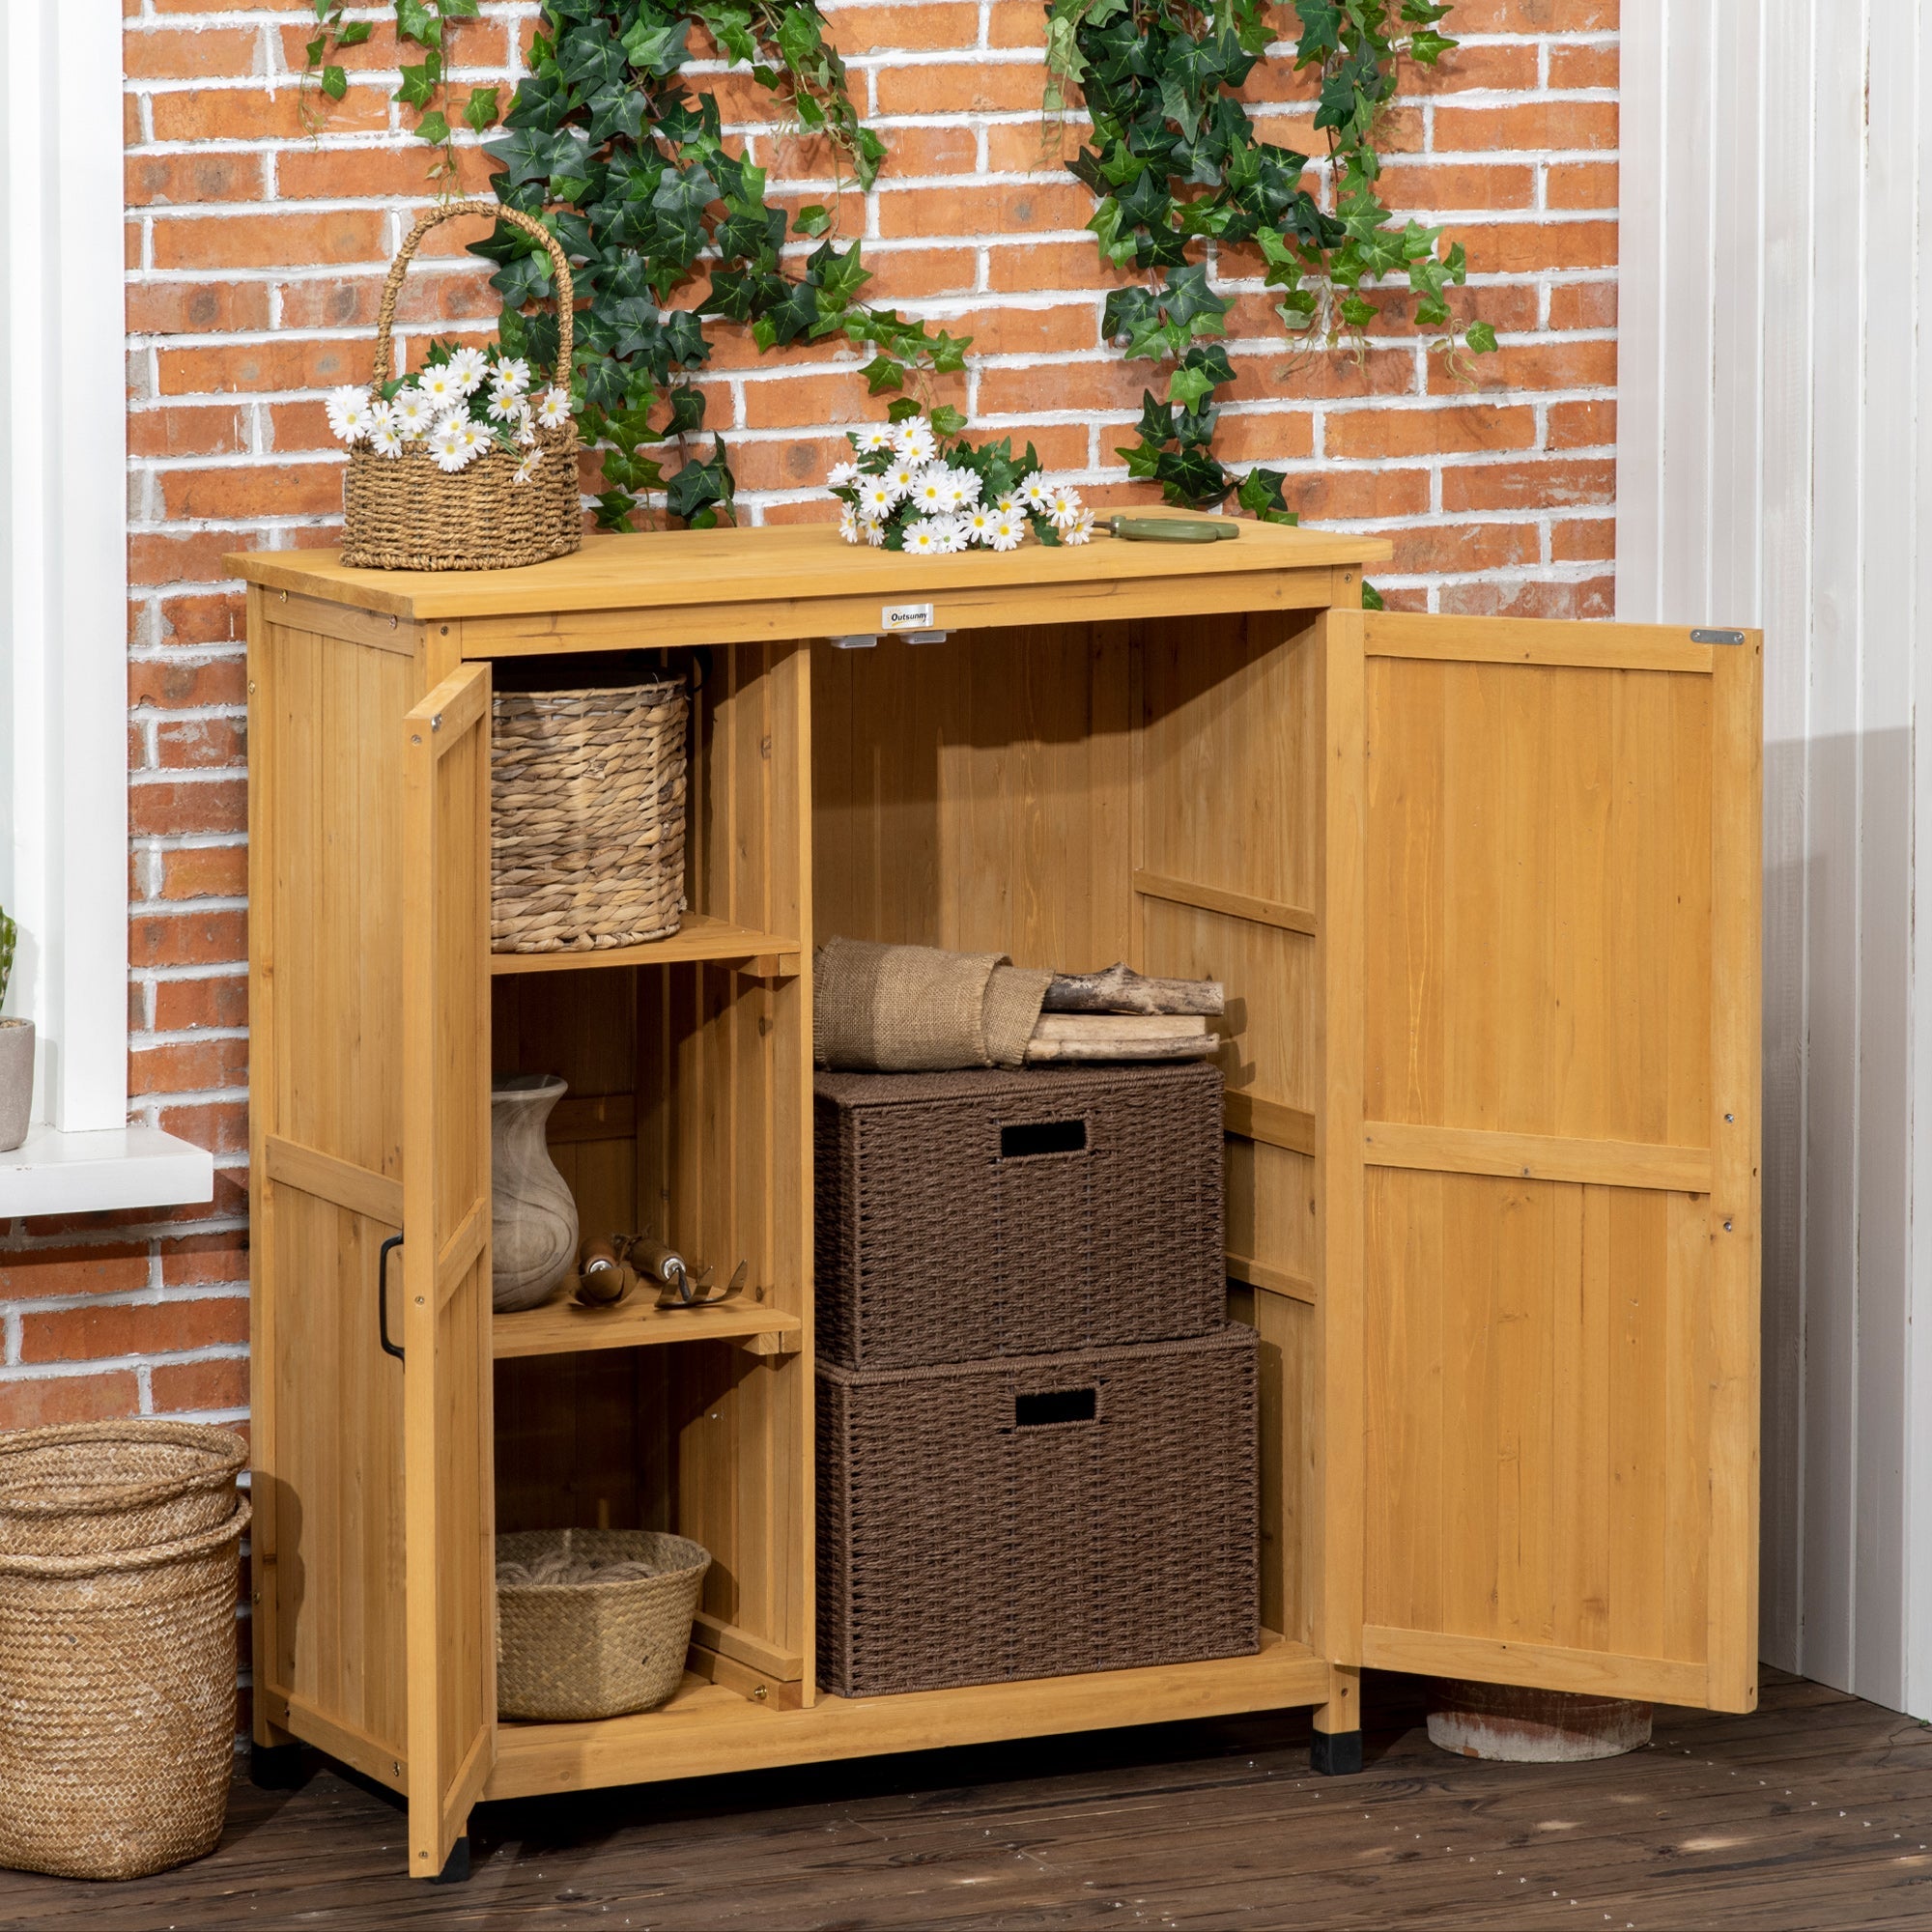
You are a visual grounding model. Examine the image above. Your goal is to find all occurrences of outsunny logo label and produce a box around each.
[881,603,935,630]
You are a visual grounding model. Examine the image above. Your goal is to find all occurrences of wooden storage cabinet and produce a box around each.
[234,527,1762,1879]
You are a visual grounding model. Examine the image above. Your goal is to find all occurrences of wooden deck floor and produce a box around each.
[5,1671,1929,1929]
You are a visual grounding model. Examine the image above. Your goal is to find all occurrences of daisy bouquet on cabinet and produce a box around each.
[830,404,1094,554]
[325,338,575,484]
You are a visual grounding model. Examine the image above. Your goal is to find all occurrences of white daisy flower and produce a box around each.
[1022,474,1057,512]
[891,417,937,465]
[883,460,920,497]
[389,388,434,437]
[1062,509,1096,545]
[446,345,490,393]
[853,425,895,453]
[961,505,999,545]
[452,417,492,461]
[512,449,543,485]
[858,478,901,520]
[429,418,473,472]
[828,461,860,489]
[838,504,864,544]
[1048,488,1084,531]
[536,387,573,430]
[416,365,465,411]
[864,519,887,548]
[908,466,952,514]
[902,519,952,555]
[932,516,970,554]
[369,421,407,458]
[325,384,374,443]
[492,355,532,396]
[514,409,539,447]
[994,491,1024,515]
[987,513,1025,553]
[487,387,526,424]
[943,468,981,511]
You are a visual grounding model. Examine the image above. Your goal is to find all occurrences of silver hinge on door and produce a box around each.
[1690,629,1746,645]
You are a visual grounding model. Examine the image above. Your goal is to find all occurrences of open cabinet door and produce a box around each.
[400,663,496,1873]
[1352,613,1761,1713]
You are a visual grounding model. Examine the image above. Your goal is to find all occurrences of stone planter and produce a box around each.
[0,1020,34,1153]
[489,1074,578,1312]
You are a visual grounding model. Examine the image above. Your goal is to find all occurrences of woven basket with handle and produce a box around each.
[342,198,582,572]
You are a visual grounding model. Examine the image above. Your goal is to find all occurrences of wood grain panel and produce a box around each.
[1363,1168,1713,1663]
[1363,656,1714,1147]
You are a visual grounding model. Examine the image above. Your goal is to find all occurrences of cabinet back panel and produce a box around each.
[810,626,1134,971]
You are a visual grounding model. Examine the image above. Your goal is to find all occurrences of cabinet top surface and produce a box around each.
[225,515,1392,622]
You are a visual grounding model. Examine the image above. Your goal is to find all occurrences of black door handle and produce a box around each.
[379,1234,405,1363]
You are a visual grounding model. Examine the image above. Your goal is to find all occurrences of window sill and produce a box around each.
[0,1124,214,1218]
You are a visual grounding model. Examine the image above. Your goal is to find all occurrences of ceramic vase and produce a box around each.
[0,1020,34,1153]
[490,1074,578,1312]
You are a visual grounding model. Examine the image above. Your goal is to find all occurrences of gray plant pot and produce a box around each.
[0,1020,34,1152]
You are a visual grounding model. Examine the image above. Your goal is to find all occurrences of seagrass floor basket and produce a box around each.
[491,665,690,952]
[497,1528,710,1721]
[341,198,582,572]
[0,1422,250,1881]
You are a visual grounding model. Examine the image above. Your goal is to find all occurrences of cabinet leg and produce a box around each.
[1311,1663,1363,1776]
[432,1835,471,1885]
[248,1737,309,1791]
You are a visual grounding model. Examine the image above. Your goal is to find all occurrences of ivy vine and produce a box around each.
[1045,0,1495,534]
[477,0,966,528]
[302,1,502,188]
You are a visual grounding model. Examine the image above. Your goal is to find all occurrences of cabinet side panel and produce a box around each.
[250,620,418,1765]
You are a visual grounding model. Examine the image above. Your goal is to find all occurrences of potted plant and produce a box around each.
[0,904,30,1151]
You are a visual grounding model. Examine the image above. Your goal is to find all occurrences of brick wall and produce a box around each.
[0,0,1617,1429]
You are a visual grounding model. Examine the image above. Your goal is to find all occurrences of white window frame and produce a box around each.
[0,3,211,1213]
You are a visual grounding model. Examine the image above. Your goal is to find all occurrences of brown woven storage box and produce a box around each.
[0,1496,248,1880]
[497,1528,709,1720]
[491,673,689,952]
[0,1419,246,1557]
[341,198,582,572]
[813,1062,1226,1368]
[816,1325,1258,1697]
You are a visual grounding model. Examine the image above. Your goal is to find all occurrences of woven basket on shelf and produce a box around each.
[0,1496,250,1880]
[341,198,582,572]
[497,1528,710,1721]
[0,1419,247,1558]
[491,673,690,953]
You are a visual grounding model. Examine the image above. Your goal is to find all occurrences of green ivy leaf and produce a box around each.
[1465,320,1498,355]
[413,107,450,146]
[464,85,500,132]
[396,56,441,109]
[792,204,832,239]
[395,0,441,47]
[322,63,348,100]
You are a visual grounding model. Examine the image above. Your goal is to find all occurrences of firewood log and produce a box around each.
[1040,961,1224,1017]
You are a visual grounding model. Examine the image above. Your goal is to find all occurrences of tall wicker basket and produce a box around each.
[491,671,690,953]
[0,1422,250,1881]
[341,198,582,572]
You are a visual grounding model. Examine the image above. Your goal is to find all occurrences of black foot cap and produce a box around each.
[248,1741,308,1791]
[1311,1728,1363,1776]
[433,1836,471,1885]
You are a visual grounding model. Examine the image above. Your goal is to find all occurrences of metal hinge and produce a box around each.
[1690,629,1746,646]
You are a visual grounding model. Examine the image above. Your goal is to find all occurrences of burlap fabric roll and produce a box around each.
[813,937,1052,1071]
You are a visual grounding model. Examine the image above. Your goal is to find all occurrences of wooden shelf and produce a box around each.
[489,912,802,977]
[484,1629,1323,1800]
[492,1296,804,1360]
